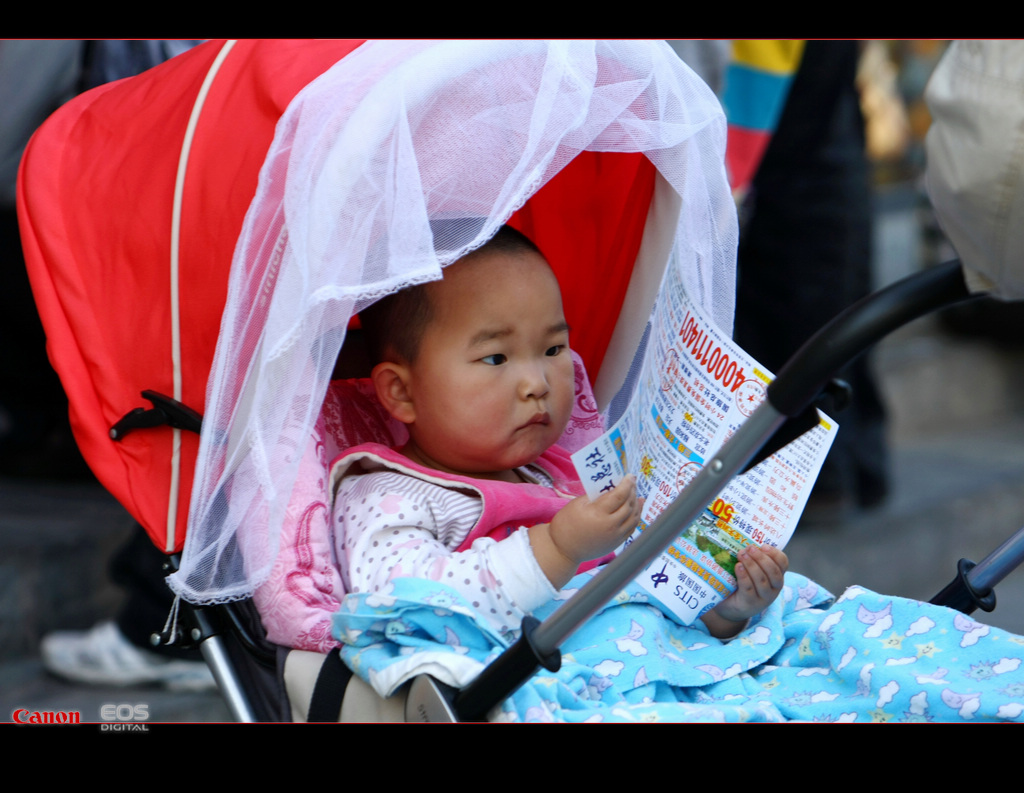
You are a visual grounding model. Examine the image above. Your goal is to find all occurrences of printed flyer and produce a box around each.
[572,259,838,625]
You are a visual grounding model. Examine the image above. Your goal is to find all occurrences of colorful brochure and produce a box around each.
[572,260,837,625]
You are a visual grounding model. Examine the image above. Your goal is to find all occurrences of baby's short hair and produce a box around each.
[360,224,543,365]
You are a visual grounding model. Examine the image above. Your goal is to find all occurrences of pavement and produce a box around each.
[0,479,232,723]
[4,187,1024,723]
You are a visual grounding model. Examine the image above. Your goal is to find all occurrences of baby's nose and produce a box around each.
[520,364,550,399]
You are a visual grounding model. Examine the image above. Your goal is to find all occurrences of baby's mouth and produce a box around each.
[520,412,550,430]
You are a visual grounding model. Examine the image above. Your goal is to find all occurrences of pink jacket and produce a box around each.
[328,442,585,552]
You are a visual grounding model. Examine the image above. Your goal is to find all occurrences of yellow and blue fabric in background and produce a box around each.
[722,40,804,194]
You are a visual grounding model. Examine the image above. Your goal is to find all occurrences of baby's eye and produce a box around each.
[545,345,564,357]
[481,353,507,366]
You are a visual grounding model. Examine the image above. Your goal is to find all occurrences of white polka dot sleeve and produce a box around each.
[334,470,558,634]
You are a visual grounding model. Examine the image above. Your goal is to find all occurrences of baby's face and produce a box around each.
[403,248,574,479]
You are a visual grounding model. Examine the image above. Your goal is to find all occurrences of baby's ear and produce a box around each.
[371,361,416,424]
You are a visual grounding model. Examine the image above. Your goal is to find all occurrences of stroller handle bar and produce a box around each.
[451,259,975,721]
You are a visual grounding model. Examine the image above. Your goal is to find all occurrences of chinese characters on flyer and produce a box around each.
[572,259,837,625]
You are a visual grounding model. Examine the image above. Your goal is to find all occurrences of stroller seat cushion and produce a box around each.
[254,350,604,653]
[253,378,405,653]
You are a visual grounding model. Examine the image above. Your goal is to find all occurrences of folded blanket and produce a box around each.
[334,570,1024,722]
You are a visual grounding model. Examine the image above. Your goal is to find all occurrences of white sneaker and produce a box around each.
[40,621,216,692]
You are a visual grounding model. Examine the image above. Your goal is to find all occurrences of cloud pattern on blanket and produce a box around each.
[333,570,1024,722]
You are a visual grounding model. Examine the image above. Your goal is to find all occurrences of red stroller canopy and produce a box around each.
[18,41,691,555]
[19,40,365,551]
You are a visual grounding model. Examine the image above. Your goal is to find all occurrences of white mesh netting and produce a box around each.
[170,40,737,604]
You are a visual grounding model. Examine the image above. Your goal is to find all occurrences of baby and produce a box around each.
[333,226,787,640]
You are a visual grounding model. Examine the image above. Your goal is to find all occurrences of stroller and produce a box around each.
[18,40,1024,722]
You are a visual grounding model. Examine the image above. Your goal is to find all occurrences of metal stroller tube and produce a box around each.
[200,635,258,722]
[930,526,1024,615]
[968,529,1024,593]
[450,260,976,722]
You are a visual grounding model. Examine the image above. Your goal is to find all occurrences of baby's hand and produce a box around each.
[701,544,788,639]
[551,476,642,563]
[530,476,642,589]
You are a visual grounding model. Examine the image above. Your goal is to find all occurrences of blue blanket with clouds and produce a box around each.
[333,570,1024,722]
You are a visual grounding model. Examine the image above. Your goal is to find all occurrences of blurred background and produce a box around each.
[786,41,1024,636]
[4,40,1024,723]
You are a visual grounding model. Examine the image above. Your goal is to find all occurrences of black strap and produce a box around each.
[306,648,353,722]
